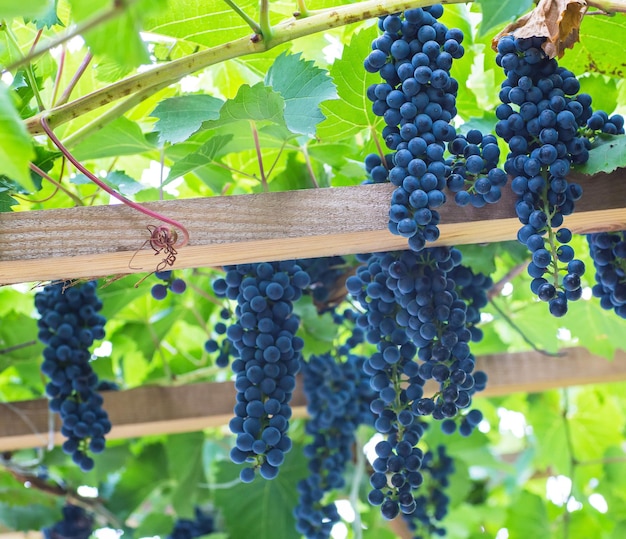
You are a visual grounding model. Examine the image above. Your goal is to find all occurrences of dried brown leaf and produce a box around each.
[492,0,588,58]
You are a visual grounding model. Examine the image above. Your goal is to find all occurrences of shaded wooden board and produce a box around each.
[1,347,625,451]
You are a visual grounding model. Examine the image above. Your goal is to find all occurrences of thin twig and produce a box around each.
[55,51,93,106]
[222,0,262,34]
[301,143,320,188]
[29,162,84,206]
[0,340,37,354]
[487,261,527,300]
[259,0,273,41]
[489,298,565,357]
[50,47,66,108]
[2,21,45,111]
[251,121,268,191]
[561,388,576,539]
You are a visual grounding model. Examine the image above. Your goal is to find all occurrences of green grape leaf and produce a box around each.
[0,503,59,531]
[143,0,255,48]
[27,0,62,29]
[0,0,49,18]
[68,0,167,68]
[575,135,626,176]
[564,299,626,359]
[151,94,224,144]
[265,51,337,137]
[214,445,307,539]
[0,189,18,212]
[0,84,35,192]
[562,13,626,77]
[476,0,534,37]
[568,388,625,462]
[216,83,286,125]
[317,26,382,142]
[167,134,233,181]
[106,170,145,195]
[527,391,570,472]
[166,432,206,515]
[106,442,169,519]
[504,490,550,538]
[71,116,155,159]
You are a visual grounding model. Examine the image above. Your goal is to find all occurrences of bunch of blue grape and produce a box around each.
[212,261,310,481]
[363,6,508,253]
[167,507,216,539]
[35,282,111,471]
[403,445,454,538]
[294,353,375,538]
[346,248,487,519]
[363,5,461,252]
[494,34,625,316]
[446,130,508,207]
[43,504,93,539]
[587,231,626,318]
[204,307,233,368]
[298,256,350,312]
[151,270,187,300]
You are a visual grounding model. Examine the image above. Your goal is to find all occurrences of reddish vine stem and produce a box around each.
[55,51,93,106]
[251,121,269,191]
[29,162,84,206]
[39,116,190,248]
[50,47,66,108]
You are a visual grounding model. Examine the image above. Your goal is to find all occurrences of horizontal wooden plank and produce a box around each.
[1,171,625,285]
[1,347,625,451]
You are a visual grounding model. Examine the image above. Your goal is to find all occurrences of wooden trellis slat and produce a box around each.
[1,346,625,452]
[1,171,625,285]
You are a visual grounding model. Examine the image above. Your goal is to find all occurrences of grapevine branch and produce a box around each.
[587,0,626,13]
[24,0,469,136]
[39,116,190,250]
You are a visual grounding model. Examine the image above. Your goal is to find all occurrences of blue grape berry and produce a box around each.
[167,507,216,539]
[35,282,111,471]
[43,504,93,539]
[151,271,187,300]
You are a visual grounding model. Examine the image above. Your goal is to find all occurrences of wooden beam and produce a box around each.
[1,171,625,285]
[1,347,625,452]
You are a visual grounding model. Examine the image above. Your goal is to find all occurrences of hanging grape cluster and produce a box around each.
[35,282,110,471]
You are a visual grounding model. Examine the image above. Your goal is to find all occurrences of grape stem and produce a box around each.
[251,121,269,191]
[24,0,469,136]
[2,21,45,111]
[40,116,190,248]
[259,0,273,42]
[222,0,263,34]
[561,388,576,539]
[488,299,565,357]
[29,162,85,206]
[55,51,93,107]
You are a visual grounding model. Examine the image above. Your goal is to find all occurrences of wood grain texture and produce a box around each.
[1,171,625,284]
[1,347,625,451]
